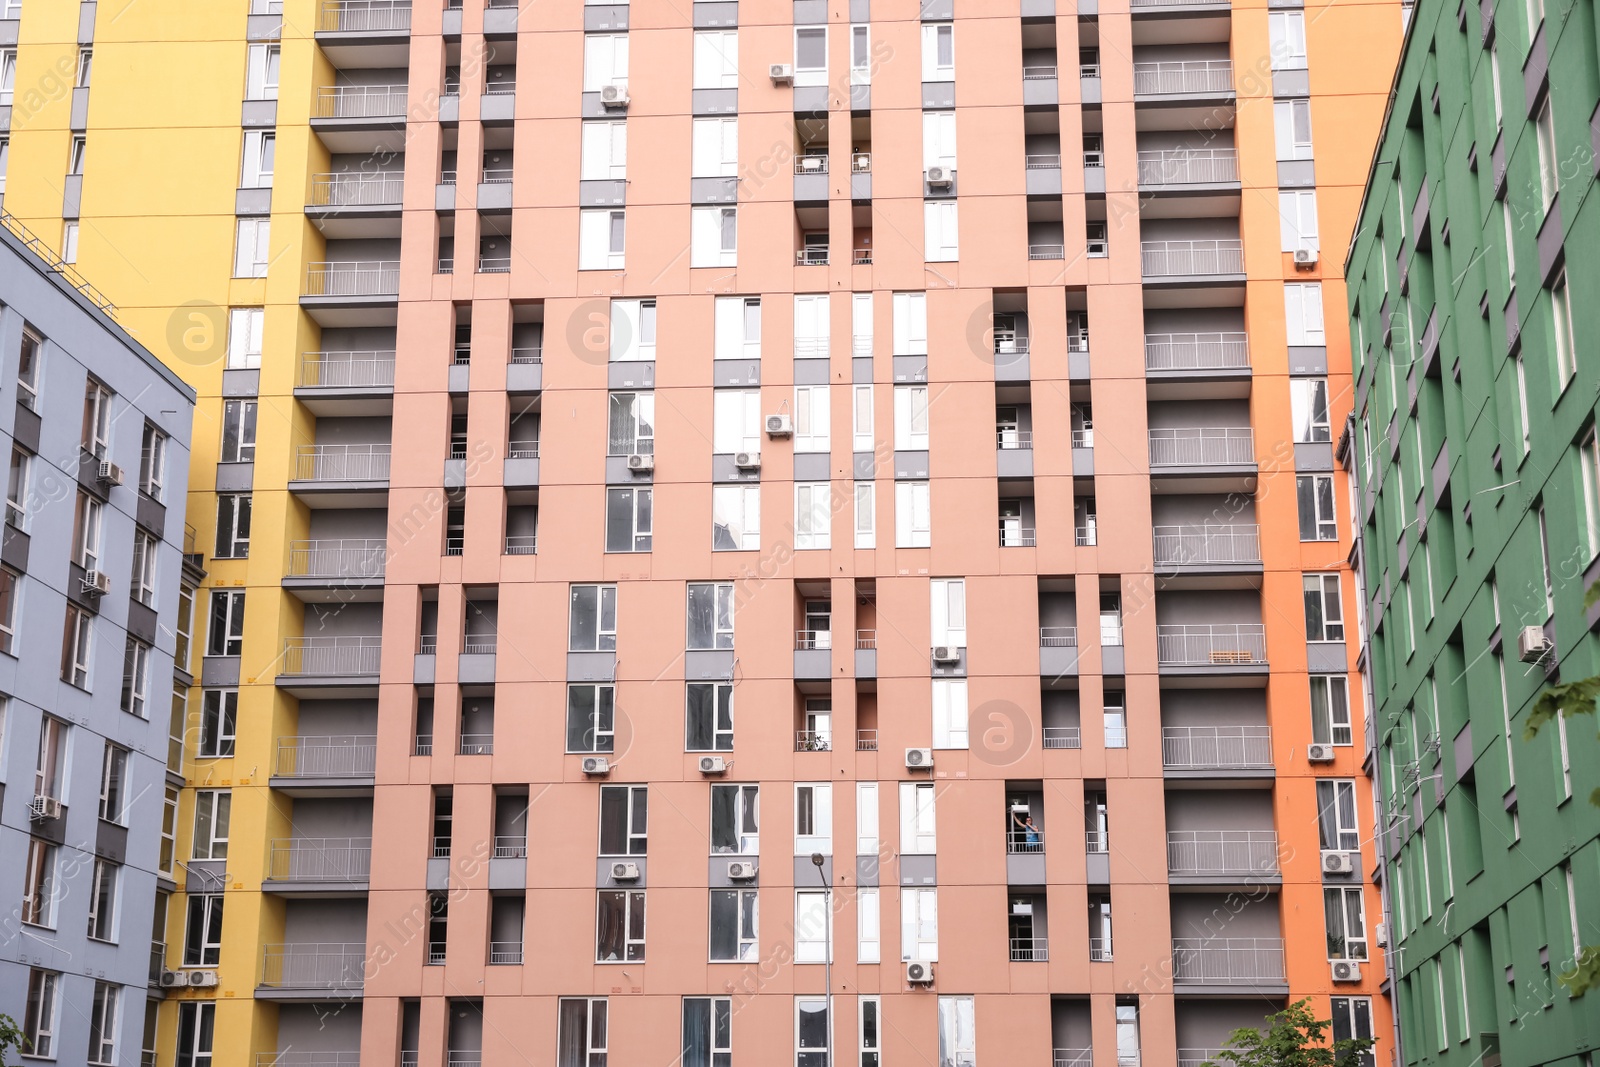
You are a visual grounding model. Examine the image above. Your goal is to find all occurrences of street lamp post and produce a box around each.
[811,852,832,1067]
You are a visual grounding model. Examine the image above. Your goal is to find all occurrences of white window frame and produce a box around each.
[1316,779,1361,851]
[87,981,117,1065]
[712,390,761,454]
[895,481,931,548]
[794,26,827,86]
[199,688,238,758]
[598,783,649,856]
[710,783,759,855]
[245,43,280,99]
[930,579,966,646]
[607,390,655,455]
[87,858,118,942]
[691,116,739,179]
[795,782,832,855]
[852,384,875,452]
[23,839,57,927]
[795,890,832,963]
[1535,96,1558,214]
[595,888,646,962]
[893,292,929,355]
[691,205,738,267]
[894,385,930,450]
[557,998,609,1067]
[925,200,959,261]
[608,298,655,362]
[858,890,881,963]
[131,531,159,606]
[1291,378,1332,442]
[605,486,653,553]
[24,970,58,1059]
[579,208,626,270]
[1325,885,1369,960]
[1551,270,1575,388]
[931,678,968,749]
[902,887,939,961]
[709,888,759,962]
[176,1002,214,1067]
[64,604,93,687]
[687,582,735,651]
[1310,675,1353,745]
[583,33,629,91]
[851,292,873,356]
[1274,98,1314,160]
[1269,10,1308,69]
[921,22,955,81]
[681,998,732,1067]
[938,996,975,1066]
[851,25,872,85]
[693,29,739,89]
[192,789,232,859]
[713,485,761,551]
[795,294,831,357]
[1285,282,1325,345]
[227,307,264,369]
[61,221,79,264]
[854,482,876,549]
[567,682,617,753]
[215,494,252,558]
[685,681,734,752]
[141,424,168,500]
[899,781,937,853]
[714,296,761,359]
[856,781,879,855]
[220,398,257,463]
[1279,189,1321,253]
[796,483,831,550]
[580,120,628,181]
[121,637,152,717]
[1298,474,1338,541]
[922,111,958,171]
[241,130,275,188]
[794,386,830,451]
[1305,572,1345,641]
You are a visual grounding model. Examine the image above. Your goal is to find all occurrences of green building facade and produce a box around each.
[1343,0,1600,1063]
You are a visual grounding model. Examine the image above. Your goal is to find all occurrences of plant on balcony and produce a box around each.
[1522,581,1600,994]
[1202,999,1372,1067]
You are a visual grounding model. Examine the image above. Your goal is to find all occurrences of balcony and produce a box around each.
[278,636,383,696]
[1144,332,1250,392]
[271,735,377,792]
[1000,522,1037,548]
[1086,830,1109,854]
[303,260,400,299]
[1178,1051,1226,1067]
[505,534,537,555]
[1089,937,1112,962]
[494,835,527,858]
[1055,1051,1093,1067]
[285,539,386,598]
[1166,830,1280,880]
[317,0,412,33]
[1007,829,1044,855]
[1140,240,1244,279]
[1043,726,1081,750]
[796,247,830,266]
[313,84,407,120]
[459,733,494,755]
[1137,149,1239,187]
[1162,726,1273,773]
[296,351,395,414]
[489,942,523,964]
[1023,65,1059,107]
[794,155,829,203]
[259,943,366,998]
[1132,60,1234,97]
[856,729,879,752]
[1152,525,1262,571]
[1040,626,1078,680]
[1026,154,1063,196]
[307,172,403,213]
[1148,429,1256,490]
[265,837,373,890]
[1028,244,1066,261]
[796,730,832,753]
[1171,937,1286,989]
[1156,624,1266,669]
[290,444,391,503]
[256,1054,363,1067]
[1011,936,1050,962]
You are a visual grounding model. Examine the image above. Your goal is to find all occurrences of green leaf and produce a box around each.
[1200,999,1374,1067]
[1523,676,1600,741]
[1558,945,1600,996]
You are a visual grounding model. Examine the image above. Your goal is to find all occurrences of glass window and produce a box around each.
[605,487,653,552]
[1310,675,1353,745]
[199,689,238,757]
[99,743,128,822]
[681,997,732,1067]
[595,889,646,961]
[567,684,616,753]
[710,889,759,961]
[599,785,648,856]
[557,998,608,1067]
[1291,379,1331,442]
[569,585,619,651]
[1304,573,1344,641]
[1297,475,1338,540]
[713,486,761,551]
[686,682,734,751]
[796,996,830,1066]
[937,995,975,1067]
[687,582,735,650]
[184,894,224,967]
[795,782,832,854]
[192,790,232,859]
[207,590,245,656]
[1316,780,1360,851]
[711,784,759,854]
[1324,886,1369,960]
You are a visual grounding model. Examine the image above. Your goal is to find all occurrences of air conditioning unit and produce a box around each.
[1331,960,1362,983]
[727,861,757,880]
[1322,850,1356,874]
[581,756,611,776]
[765,414,793,437]
[82,569,111,596]
[699,755,728,775]
[905,960,934,984]
[158,970,185,989]
[733,451,761,470]
[1374,922,1389,948]
[1293,247,1319,268]
[627,453,654,472]
[97,461,125,486]
[931,645,959,664]
[188,970,220,989]
[1517,625,1551,664]
[599,84,630,108]
[770,63,794,84]
[905,747,933,769]
[1307,743,1336,763]
[925,165,953,187]
[611,861,640,881]
[30,795,62,821]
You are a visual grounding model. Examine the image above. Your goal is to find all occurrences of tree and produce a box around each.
[0,1014,25,1066]
[1204,999,1373,1067]
[1523,583,1600,995]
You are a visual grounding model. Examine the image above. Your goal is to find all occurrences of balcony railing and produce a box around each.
[1071,428,1094,448]
[796,336,830,357]
[1043,726,1081,749]
[507,441,540,459]
[489,942,524,964]
[1040,626,1078,647]
[288,538,387,578]
[413,735,433,755]
[1156,624,1267,667]
[1167,830,1280,874]
[1023,65,1059,79]
[481,166,513,183]
[796,248,830,265]
[313,84,408,119]
[1000,525,1036,547]
[293,443,392,482]
[511,346,542,364]
[1025,153,1063,169]
[267,838,373,882]
[308,173,404,208]
[1148,427,1254,466]
[795,155,829,174]
[1172,937,1286,982]
[257,1053,363,1067]
[796,630,834,651]
[1137,148,1239,185]
[1055,1050,1093,1067]
[997,429,1033,449]
[1028,244,1066,260]
[1162,725,1273,768]
[856,729,878,751]
[463,635,498,655]
[1144,332,1249,370]
[429,942,447,964]
[281,635,383,676]
[446,1056,481,1067]
[994,334,1029,356]
[304,261,400,297]
[299,351,396,389]
[1076,523,1097,546]
[1179,1051,1226,1067]
[1089,937,1112,961]
[493,835,527,858]
[1132,60,1233,95]
[1141,239,1244,276]
[853,248,873,265]
[479,256,511,273]
[1007,830,1044,854]
[1086,830,1109,853]
[1010,936,1049,961]
[852,153,872,172]
[275,735,378,778]
[318,0,411,32]
[505,534,537,555]
[1152,525,1262,566]
[796,731,832,752]
[459,733,494,755]
[856,629,877,650]
[260,943,366,989]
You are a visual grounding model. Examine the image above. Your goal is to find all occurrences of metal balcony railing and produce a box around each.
[853,248,873,265]
[1026,153,1063,169]
[1010,936,1049,961]
[304,260,400,297]
[1086,830,1109,853]
[260,943,366,989]
[275,735,378,778]
[1055,1050,1093,1067]
[400,1055,419,1067]
[419,635,438,654]
[299,351,396,389]
[1068,330,1090,352]
[856,729,878,751]
[1148,427,1254,466]
[796,336,830,356]
[1162,725,1273,768]
[1076,523,1098,546]
[489,942,523,964]
[1028,244,1066,260]
[1043,726,1081,749]
[1023,65,1059,79]
[459,733,494,755]
[997,429,1033,449]
[1137,148,1239,185]
[994,333,1029,356]
[1007,830,1044,854]
[796,248,830,265]
[1083,150,1105,168]
[1172,937,1286,982]
[1167,830,1280,874]
[445,535,465,556]
[1072,427,1094,448]
[318,0,411,32]
[1132,60,1234,95]
[795,155,829,174]
[288,538,387,579]
[1000,525,1037,547]
[267,838,373,882]
[256,1053,363,1067]
[511,346,542,364]
[505,534,537,555]
[481,166,514,183]
[463,635,498,654]
[852,153,872,172]
[493,836,527,859]
[308,173,404,208]
[1156,624,1267,667]
[433,836,451,858]
[1152,525,1262,566]
[1144,331,1250,370]
[1089,937,1112,961]
[1179,1050,1226,1067]
[1040,626,1078,647]
[483,80,516,95]
[281,635,383,676]
[313,84,408,119]
[479,256,511,273]
[796,730,832,752]
[429,942,447,964]
[293,443,391,482]
[796,630,834,651]
[413,735,433,755]
[507,441,540,459]
[1080,63,1101,78]
[446,1056,481,1067]
[856,629,877,650]
[1141,239,1244,276]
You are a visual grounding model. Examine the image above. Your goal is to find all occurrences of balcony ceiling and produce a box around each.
[1130,12,1232,45]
